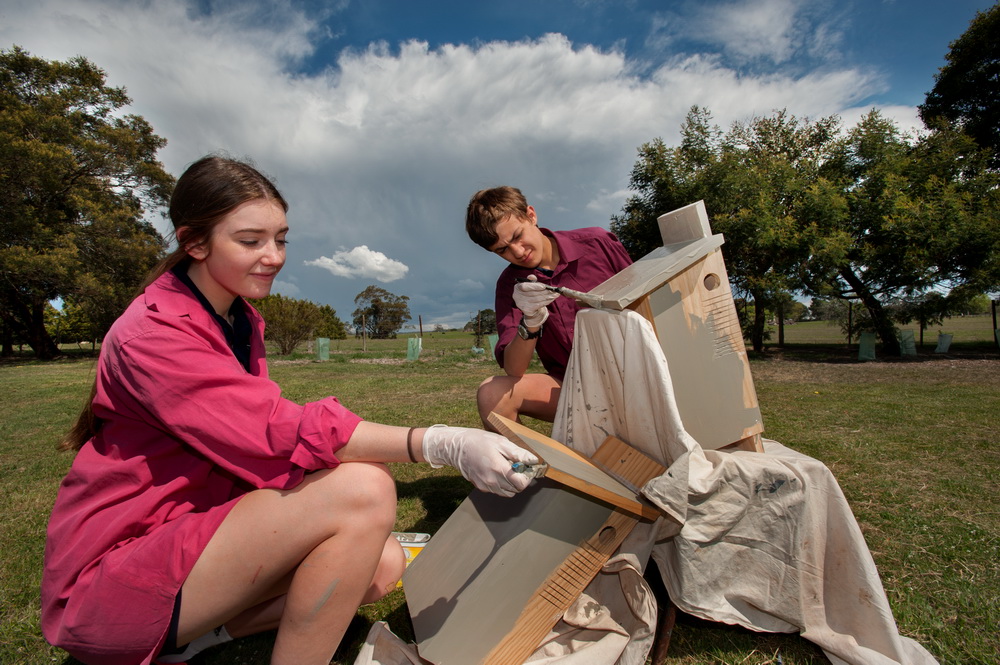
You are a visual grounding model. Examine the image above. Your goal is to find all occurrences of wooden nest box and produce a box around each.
[587,201,764,452]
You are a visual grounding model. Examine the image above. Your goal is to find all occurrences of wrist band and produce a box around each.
[406,427,418,462]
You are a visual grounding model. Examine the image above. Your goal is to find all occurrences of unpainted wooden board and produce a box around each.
[403,432,667,665]
[489,413,661,521]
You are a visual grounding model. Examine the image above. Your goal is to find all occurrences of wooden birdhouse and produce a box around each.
[585,200,764,452]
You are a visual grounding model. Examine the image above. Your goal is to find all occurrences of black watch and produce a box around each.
[517,321,543,340]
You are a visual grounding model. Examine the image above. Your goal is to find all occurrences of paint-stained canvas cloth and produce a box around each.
[548,308,938,665]
[355,308,938,665]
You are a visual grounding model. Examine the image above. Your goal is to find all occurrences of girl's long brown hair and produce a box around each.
[60,155,287,451]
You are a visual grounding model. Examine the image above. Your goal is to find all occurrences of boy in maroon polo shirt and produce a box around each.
[465,186,633,431]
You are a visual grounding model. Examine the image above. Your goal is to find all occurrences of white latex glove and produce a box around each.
[513,275,560,328]
[422,425,540,497]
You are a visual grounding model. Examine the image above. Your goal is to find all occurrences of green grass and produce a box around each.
[1,321,998,665]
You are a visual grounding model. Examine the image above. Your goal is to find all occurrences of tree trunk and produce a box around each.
[751,298,766,353]
[27,299,60,359]
[777,300,785,348]
[839,269,900,356]
[1,324,12,357]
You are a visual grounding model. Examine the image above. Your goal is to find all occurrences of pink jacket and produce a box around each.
[41,270,362,665]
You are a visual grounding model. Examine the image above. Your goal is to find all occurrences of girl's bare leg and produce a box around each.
[176,462,405,665]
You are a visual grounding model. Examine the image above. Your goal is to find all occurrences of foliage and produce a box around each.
[315,304,347,340]
[0,47,174,359]
[352,285,411,339]
[613,106,1000,356]
[45,301,98,347]
[612,107,841,351]
[813,112,1000,354]
[919,3,1000,166]
[250,294,324,355]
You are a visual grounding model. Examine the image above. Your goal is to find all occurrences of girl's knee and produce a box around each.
[301,463,397,527]
[365,538,406,603]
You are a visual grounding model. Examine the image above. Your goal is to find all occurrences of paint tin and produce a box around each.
[393,532,430,587]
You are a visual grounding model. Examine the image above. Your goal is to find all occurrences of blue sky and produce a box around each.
[2,0,994,330]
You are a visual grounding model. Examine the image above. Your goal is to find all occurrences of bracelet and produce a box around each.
[406,427,418,462]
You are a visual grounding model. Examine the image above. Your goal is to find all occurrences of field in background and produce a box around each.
[1,314,997,664]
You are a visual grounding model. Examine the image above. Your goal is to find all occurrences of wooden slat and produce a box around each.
[489,413,661,521]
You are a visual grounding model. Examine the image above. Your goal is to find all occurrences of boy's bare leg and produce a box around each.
[477,373,562,430]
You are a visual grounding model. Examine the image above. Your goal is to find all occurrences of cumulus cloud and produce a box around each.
[305,246,409,282]
[0,0,920,327]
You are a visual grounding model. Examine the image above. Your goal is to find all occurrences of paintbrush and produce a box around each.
[515,279,605,309]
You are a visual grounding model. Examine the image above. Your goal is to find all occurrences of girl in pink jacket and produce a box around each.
[41,155,537,665]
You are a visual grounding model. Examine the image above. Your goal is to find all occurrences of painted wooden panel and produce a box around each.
[403,431,667,665]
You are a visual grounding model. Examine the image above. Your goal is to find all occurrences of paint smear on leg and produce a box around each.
[310,578,340,618]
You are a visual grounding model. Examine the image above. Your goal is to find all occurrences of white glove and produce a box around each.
[422,425,540,497]
[513,275,560,328]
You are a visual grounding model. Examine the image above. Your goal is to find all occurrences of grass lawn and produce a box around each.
[1,319,998,664]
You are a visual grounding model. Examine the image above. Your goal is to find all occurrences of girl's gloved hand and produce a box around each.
[513,275,559,328]
[422,425,540,497]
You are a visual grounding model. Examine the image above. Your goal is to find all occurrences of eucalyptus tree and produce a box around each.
[613,106,840,351]
[352,285,411,339]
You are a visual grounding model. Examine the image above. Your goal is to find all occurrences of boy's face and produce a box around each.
[487,206,547,269]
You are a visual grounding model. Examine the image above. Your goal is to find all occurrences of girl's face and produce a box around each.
[185,199,288,315]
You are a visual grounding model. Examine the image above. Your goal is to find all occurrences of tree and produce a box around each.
[464,308,497,348]
[46,300,99,348]
[919,4,1000,166]
[315,304,347,340]
[811,111,1000,354]
[612,107,840,351]
[250,294,325,355]
[0,47,173,358]
[351,285,411,339]
[614,106,1000,355]
[463,309,497,334]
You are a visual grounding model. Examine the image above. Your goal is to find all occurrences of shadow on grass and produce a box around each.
[395,475,472,533]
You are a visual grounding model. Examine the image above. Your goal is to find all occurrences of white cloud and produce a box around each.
[270,279,301,297]
[586,189,632,213]
[0,0,914,326]
[651,0,845,68]
[699,0,803,63]
[305,246,409,282]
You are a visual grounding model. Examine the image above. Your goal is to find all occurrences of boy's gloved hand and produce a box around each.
[422,425,540,497]
[513,275,560,328]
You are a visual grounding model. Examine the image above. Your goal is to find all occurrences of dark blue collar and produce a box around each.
[170,263,253,371]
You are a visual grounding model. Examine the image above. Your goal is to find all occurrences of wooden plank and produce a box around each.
[590,435,672,492]
[488,413,661,521]
[404,429,668,665]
